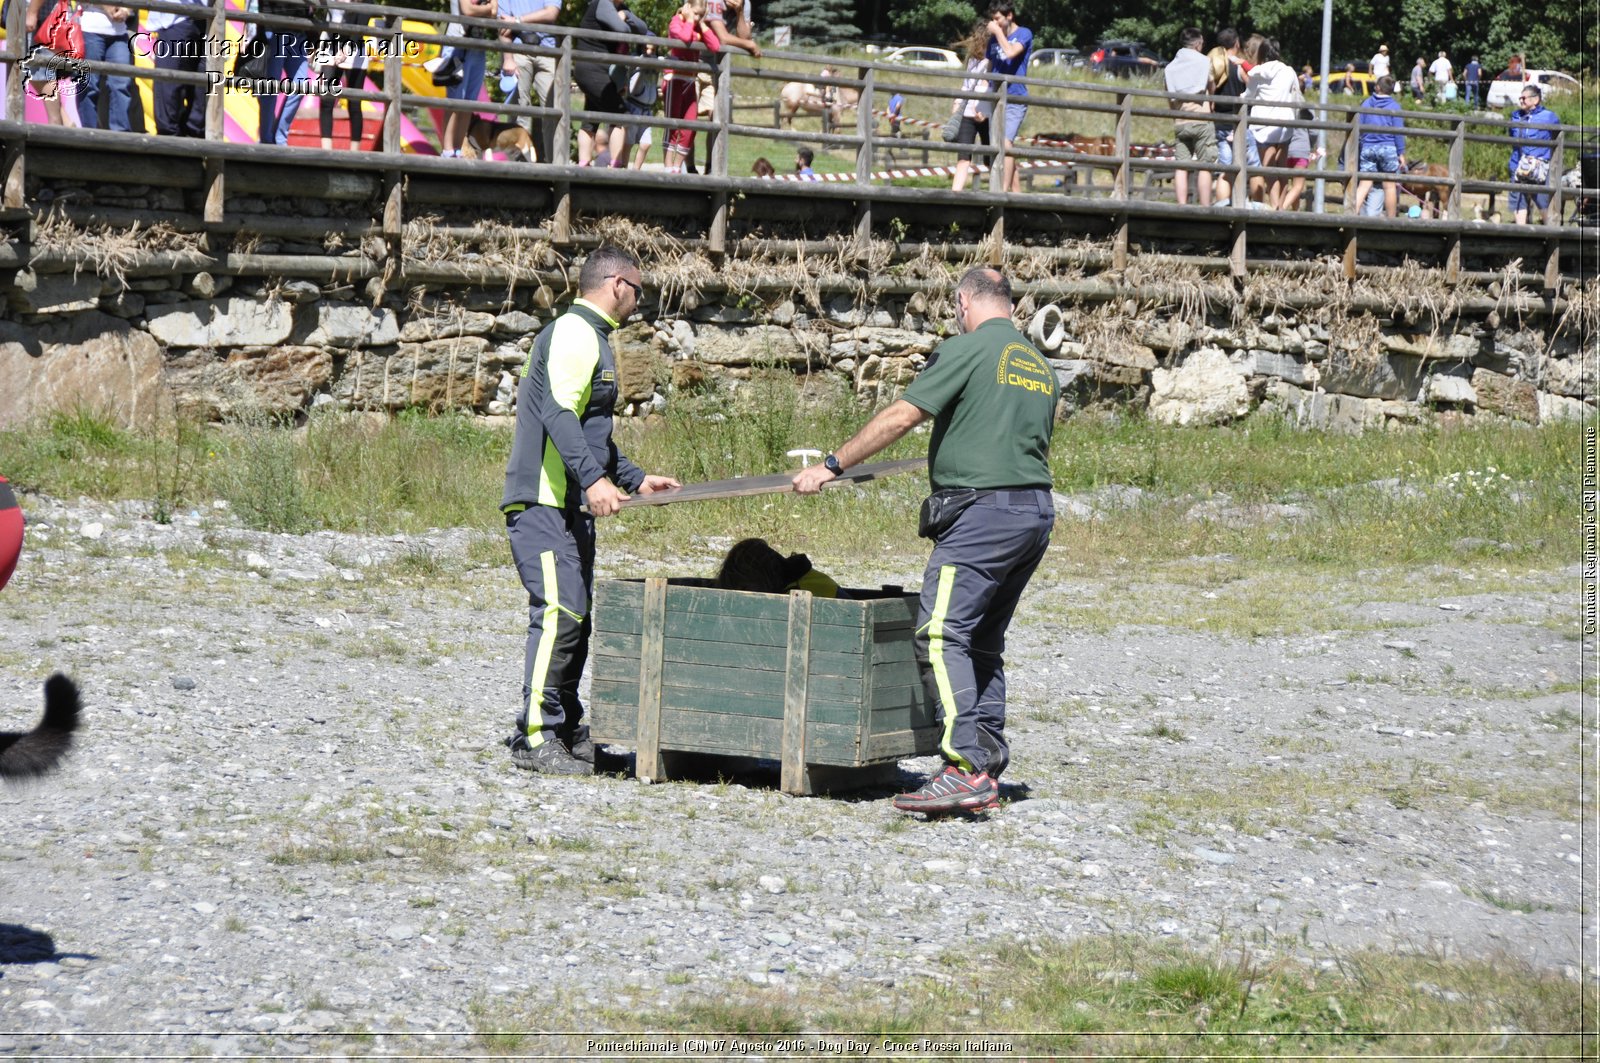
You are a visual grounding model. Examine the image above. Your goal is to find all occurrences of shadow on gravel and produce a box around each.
[0,923,94,967]
[595,747,1036,807]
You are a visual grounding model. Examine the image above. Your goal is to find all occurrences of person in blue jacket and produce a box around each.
[1349,75,1407,218]
[1508,84,1559,225]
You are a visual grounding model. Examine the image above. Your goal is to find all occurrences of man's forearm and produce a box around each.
[833,400,927,468]
[711,23,758,52]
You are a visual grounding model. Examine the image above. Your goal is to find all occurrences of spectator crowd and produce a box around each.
[3,2,1574,224]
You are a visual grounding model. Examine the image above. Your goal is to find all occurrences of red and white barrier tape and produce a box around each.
[767,158,1077,183]
[867,109,1174,158]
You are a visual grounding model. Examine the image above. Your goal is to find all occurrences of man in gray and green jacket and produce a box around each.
[501,245,679,775]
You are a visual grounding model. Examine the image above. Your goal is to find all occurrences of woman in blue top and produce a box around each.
[1508,84,1559,225]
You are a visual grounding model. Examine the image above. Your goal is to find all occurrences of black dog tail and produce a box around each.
[0,673,81,779]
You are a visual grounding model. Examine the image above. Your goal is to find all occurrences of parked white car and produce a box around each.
[881,46,961,70]
[1485,70,1580,108]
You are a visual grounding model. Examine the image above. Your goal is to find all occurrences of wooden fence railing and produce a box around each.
[0,0,1593,286]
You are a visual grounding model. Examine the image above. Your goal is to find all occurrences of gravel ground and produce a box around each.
[0,494,1591,1058]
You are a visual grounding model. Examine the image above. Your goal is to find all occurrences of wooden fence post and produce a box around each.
[1445,114,1465,282]
[635,577,668,784]
[707,53,731,259]
[1341,107,1361,278]
[205,0,227,142]
[382,27,403,156]
[1233,103,1249,205]
[1544,128,1565,291]
[779,589,813,796]
[554,34,573,165]
[3,0,24,212]
[551,34,573,245]
[4,0,25,127]
[854,66,874,253]
[1113,89,1131,270]
[987,86,1004,261]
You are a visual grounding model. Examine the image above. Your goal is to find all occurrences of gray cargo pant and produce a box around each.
[914,488,1054,778]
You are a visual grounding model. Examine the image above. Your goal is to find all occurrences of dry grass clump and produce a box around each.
[1550,277,1599,354]
[402,214,553,275]
[34,209,206,288]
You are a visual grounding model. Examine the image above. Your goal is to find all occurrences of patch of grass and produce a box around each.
[347,633,411,662]
[1463,886,1562,914]
[571,936,1591,1058]
[1142,721,1186,742]
[0,404,1578,591]
[1051,417,1579,570]
[267,828,459,872]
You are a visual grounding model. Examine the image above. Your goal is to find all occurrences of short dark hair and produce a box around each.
[1376,74,1396,95]
[988,3,1016,18]
[1180,27,1204,50]
[579,245,640,295]
[1256,38,1279,64]
[797,147,814,165]
[1215,27,1238,50]
[956,267,1011,307]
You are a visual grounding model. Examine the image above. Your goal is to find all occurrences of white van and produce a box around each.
[1485,70,1580,108]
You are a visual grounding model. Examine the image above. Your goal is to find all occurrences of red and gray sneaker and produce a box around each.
[892,764,998,814]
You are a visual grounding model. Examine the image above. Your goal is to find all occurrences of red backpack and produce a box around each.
[34,1,85,62]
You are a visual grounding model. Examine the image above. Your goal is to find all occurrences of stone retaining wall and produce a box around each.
[1,250,1593,433]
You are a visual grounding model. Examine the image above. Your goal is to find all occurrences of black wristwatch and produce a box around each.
[823,453,844,476]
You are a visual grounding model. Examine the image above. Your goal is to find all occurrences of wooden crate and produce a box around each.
[590,577,940,795]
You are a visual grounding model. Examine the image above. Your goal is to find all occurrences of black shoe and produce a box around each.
[558,724,594,766]
[506,734,592,776]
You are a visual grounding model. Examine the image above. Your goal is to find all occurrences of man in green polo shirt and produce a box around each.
[793,268,1056,814]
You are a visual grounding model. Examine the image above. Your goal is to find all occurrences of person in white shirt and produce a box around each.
[1163,26,1215,206]
[949,21,992,194]
[76,5,133,130]
[1242,37,1299,208]
[1370,44,1390,80]
[1428,51,1454,100]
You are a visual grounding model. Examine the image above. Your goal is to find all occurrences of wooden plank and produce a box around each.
[869,675,926,708]
[646,710,864,765]
[596,634,788,672]
[2,141,23,211]
[780,590,812,794]
[634,577,667,783]
[657,710,784,757]
[631,684,867,725]
[203,157,225,224]
[855,596,873,773]
[594,613,872,655]
[617,457,926,508]
[862,725,943,762]
[867,704,934,734]
[604,657,871,702]
[864,659,922,690]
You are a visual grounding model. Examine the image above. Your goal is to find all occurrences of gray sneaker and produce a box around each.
[507,735,592,776]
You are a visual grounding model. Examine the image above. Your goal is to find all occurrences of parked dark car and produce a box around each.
[1090,40,1164,78]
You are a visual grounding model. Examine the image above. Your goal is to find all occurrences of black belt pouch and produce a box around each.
[918,487,980,540]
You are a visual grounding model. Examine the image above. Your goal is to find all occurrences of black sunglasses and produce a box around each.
[612,275,643,299]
